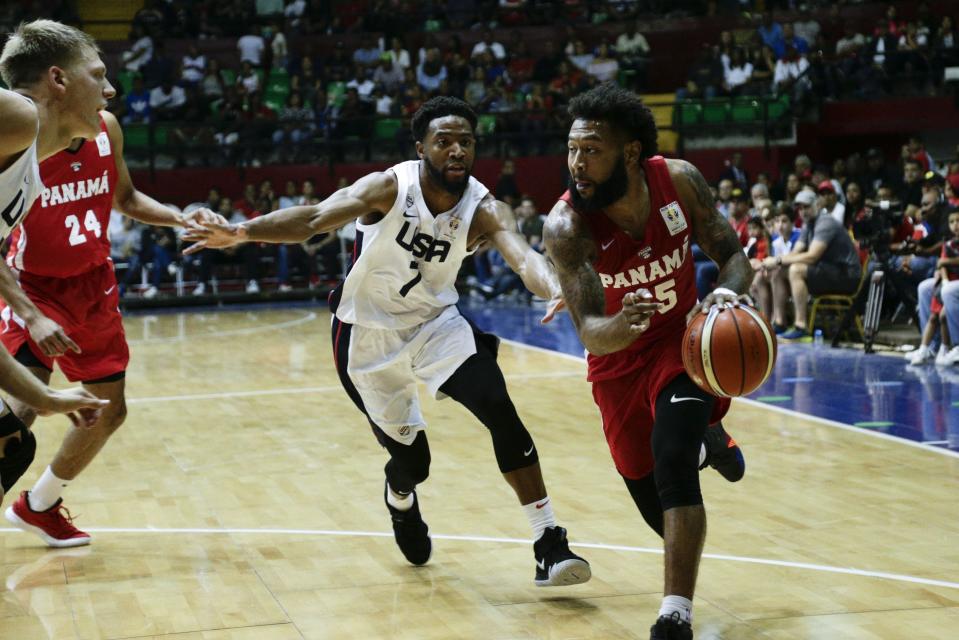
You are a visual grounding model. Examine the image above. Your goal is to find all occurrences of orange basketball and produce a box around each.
[682,304,777,398]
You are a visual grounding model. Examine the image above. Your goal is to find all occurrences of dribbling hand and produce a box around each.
[687,287,754,325]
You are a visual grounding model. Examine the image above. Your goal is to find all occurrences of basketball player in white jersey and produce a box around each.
[184,96,591,586]
[0,20,118,504]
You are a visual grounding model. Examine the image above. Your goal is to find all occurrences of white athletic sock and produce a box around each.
[29,466,69,512]
[698,443,707,467]
[659,595,693,624]
[386,482,414,511]
[522,496,556,541]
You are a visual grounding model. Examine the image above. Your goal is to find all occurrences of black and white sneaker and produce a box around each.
[649,612,693,639]
[700,422,745,483]
[384,482,432,566]
[533,526,591,586]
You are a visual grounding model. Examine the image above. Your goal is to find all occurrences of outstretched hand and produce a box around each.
[539,296,566,324]
[34,387,109,429]
[182,220,245,255]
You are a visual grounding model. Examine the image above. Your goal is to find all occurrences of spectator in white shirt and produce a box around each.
[387,36,411,70]
[237,26,265,66]
[122,24,153,72]
[751,203,802,332]
[416,49,447,92]
[568,40,594,72]
[615,21,651,90]
[722,48,754,96]
[238,61,260,94]
[181,45,206,85]
[471,29,507,61]
[586,42,619,82]
[773,45,810,102]
[817,180,846,227]
[149,80,187,120]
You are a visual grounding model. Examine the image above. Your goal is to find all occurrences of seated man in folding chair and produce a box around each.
[762,188,862,340]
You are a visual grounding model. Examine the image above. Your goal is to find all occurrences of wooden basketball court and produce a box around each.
[1,307,957,640]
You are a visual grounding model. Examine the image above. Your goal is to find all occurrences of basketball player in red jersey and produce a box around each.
[0,109,218,547]
[0,20,123,508]
[543,84,754,639]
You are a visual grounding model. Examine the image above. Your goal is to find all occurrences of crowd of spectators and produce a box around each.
[93,0,959,169]
[677,3,959,111]
[697,138,959,360]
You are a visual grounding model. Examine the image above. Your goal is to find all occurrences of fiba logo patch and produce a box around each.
[659,201,688,236]
[405,194,414,208]
[71,161,82,172]
[638,246,652,259]
[398,425,411,436]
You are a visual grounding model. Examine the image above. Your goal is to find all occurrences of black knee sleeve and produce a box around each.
[651,375,713,511]
[439,351,537,474]
[623,472,664,538]
[382,430,431,494]
[0,412,35,493]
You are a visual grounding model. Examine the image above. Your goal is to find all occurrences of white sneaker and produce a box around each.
[192,282,206,296]
[942,346,959,366]
[246,280,260,294]
[143,285,158,299]
[935,345,951,366]
[906,345,934,365]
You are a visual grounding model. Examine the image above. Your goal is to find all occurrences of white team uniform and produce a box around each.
[0,96,43,239]
[334,160,490,444]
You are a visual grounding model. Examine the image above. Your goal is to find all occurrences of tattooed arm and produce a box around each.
[669,159,754,318]
[543,200,661,355]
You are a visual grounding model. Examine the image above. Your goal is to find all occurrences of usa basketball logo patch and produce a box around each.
[659,201,687,236]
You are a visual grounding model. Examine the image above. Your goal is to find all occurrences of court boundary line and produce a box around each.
[498,338,959,460]
[127,312,318,344]
[125,371,581,404]
[2,526,956,592]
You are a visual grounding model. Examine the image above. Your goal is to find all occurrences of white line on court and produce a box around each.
[125,371,580,404]
[2,526,955,592]
[499,338,959,460]
[127,312,318,344]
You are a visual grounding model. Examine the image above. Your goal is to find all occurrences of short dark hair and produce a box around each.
[411,96,477,142]
[567,82,659,159]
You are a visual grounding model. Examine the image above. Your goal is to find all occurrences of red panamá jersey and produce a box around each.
[560,156,698,381]
[6,116,117,278]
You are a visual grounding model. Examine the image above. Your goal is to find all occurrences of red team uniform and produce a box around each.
[0,116,128,381]
[560,156,730,479]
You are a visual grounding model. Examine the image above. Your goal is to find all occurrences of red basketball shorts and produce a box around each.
[0,262,129,382]
[590,331,731,480]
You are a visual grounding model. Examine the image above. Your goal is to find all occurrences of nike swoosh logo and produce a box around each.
[536,558,546,571]
[601,239,614,250]
[104,285,116,295]
[535,500,549,509]
[671,394,705,404]
[402,210,417,218]
[524,445,535,456]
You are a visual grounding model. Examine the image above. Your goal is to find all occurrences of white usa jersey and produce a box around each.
[335,160,489,329]
[0,96,42,240]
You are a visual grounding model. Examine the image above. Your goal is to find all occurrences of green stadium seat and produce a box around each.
[153,123,173,146]
[374,118,403,139]
[125,124,149,148]
[477,114,497,135]
[702,99,730,124]
[766,94,790,119]
[678,101,702,125]
[220,69,237,87]
[117,70,137,94]
[731,98,761,123]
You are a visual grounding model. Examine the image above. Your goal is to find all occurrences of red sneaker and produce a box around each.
[4,491,91,547]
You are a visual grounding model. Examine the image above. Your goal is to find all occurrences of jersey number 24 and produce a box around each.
[66,210,103,246]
